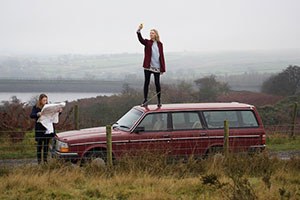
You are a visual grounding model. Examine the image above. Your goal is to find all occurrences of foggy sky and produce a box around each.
[0,0,299,55]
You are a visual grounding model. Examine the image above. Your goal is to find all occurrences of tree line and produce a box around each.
[261,65,300,96]
[1,65,299,143]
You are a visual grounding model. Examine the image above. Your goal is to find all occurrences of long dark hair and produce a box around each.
[36,93,48,109]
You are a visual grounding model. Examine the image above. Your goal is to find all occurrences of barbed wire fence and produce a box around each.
[0,126,299,161]
[0,104,299,163]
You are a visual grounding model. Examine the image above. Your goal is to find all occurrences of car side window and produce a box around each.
[240,111,259,127]
[203,110,259,129]
[203,111,239,128]
[172,112,203,130]
[137,113,168,132]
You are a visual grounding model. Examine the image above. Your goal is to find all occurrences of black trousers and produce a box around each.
[144,70,161,100]
[37,137,50,164]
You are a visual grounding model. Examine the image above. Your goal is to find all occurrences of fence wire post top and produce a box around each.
[74,104,79,130]
[291,102,298,140]
[106,125,113,166]
[224,120,229,157]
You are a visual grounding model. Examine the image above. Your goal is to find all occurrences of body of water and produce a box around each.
[0,92,116,104]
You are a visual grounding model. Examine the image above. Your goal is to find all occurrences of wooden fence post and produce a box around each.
[224,120,229,157]
[74,104,79,130]
[106,125,113,166]
[291,102,298,140]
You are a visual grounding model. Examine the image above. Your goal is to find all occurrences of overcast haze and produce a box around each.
[0,0,299,55]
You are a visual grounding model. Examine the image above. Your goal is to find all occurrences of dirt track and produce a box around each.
[1,150,300,169]
[267,150,300,160]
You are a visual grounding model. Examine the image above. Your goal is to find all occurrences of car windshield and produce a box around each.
[114,108,143,131]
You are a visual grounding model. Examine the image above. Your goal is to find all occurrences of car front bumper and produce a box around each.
[50,147,78,163]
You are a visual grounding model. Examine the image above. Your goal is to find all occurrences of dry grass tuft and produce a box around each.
[0,154,300,200]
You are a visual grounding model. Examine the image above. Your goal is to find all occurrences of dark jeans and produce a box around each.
[144,70,161,100]
[37,137,50,164]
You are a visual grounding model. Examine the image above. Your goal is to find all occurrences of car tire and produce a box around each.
[82,150,107,167]
[205,146,224,158]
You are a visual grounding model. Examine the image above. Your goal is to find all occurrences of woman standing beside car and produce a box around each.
[30,93,62,164]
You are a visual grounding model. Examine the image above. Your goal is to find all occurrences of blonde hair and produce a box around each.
[151,29,160,42]
[37,93,48,109]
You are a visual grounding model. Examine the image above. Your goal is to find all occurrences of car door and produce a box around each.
[202,110,262,153]
[169,111,208,158]
[129,112,173,155]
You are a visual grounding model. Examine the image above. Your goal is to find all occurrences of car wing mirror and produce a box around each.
[133,126,145,133]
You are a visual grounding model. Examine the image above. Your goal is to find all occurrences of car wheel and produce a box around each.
[82,150,107,167]
[205,146,224,158]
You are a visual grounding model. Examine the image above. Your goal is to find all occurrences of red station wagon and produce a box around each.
[51,103,266,164]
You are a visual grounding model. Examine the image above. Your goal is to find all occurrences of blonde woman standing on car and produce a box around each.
[137,24,166,107]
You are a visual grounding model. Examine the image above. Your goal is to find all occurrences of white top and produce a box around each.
[150,41,161,71]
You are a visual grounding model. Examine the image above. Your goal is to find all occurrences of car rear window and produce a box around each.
[203,110,259,129]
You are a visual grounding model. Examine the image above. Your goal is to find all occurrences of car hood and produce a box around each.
[56,126,123,142]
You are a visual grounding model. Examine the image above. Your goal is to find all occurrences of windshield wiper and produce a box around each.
[119,125,130,130]
[112,122,119,129]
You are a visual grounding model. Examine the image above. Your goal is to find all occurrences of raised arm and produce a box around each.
[137,24,146,46]
[137,31,146,46]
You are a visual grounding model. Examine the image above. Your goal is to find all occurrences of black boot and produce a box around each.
[141,99,148,107]
[157,98,162,107]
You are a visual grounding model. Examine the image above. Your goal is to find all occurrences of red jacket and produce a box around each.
[137,32,166,73]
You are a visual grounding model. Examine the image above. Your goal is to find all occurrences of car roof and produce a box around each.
[134,102,255,112]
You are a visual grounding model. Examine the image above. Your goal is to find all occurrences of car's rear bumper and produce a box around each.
[249,144,266,153]
[50,147,78,163]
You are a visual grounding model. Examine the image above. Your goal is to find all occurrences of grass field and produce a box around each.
[1,131,300,199]
[266,134,300,151]
[0,153,300,199]
[0,131,36,160]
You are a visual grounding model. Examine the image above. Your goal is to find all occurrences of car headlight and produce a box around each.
[55,140,69,152]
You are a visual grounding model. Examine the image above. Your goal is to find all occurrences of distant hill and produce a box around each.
[0,49,299,80]
[0,49,299,92]
[216,91,283,106]
[0,79,140,93]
